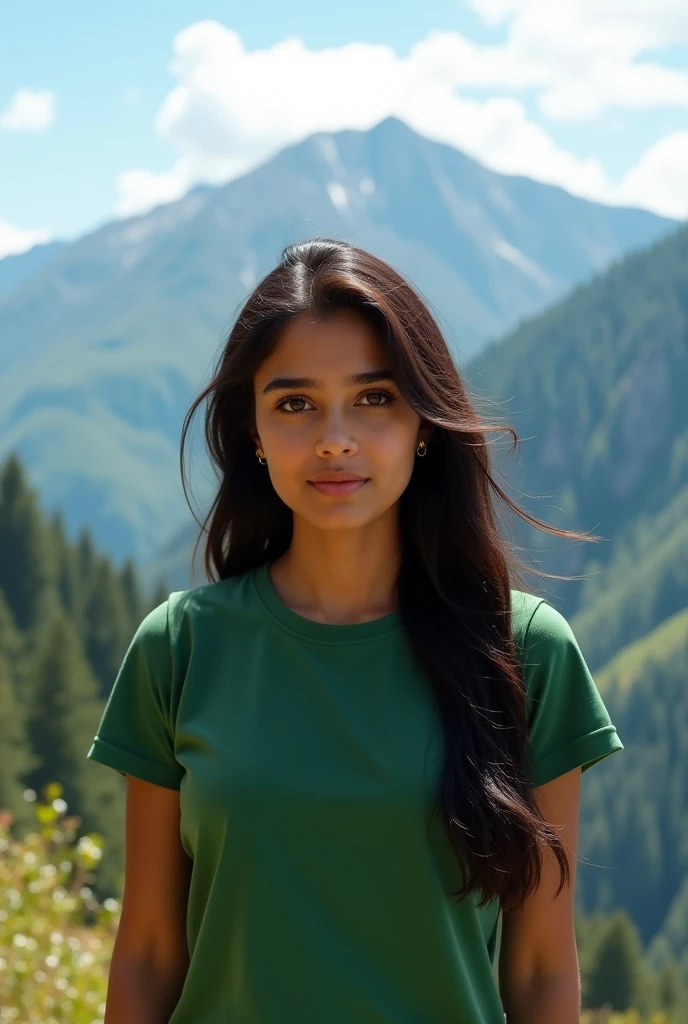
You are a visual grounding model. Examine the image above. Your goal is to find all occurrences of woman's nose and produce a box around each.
[315,417,359,458]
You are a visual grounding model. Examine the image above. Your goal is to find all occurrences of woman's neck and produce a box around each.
[269,509,402,625]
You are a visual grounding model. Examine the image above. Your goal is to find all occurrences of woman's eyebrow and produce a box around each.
[262,370,395,394]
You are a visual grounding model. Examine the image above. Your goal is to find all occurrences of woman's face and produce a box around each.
[250,308,430,533]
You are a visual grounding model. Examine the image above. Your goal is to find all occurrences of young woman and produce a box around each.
[88,237,624,1023]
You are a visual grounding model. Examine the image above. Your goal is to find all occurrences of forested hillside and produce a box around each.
[579,626,688,966]
[0,454,167,895]
[464,220,688,662]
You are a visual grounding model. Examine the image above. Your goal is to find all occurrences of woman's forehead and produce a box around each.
[257,310,388,381]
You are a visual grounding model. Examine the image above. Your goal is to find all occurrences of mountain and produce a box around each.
[577,617,688,968]
[0,240,67,302]
[0,116,676,564]
[465,220,688,660]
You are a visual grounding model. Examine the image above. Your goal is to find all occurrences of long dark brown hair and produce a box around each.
[179,237,599,914]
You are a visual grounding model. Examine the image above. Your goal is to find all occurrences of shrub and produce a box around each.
[0,783,119,1022]
[581,1010,674,1023]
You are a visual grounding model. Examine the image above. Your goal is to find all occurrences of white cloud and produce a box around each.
[466,0,688,121]
[117,22,615,209]
[619,131,688,217]
[0,219,53,260]
[114,165,191,218]
[0,88,56,132]
[469,0,688,43]
[114,17,688,221]
[156,25,401,175]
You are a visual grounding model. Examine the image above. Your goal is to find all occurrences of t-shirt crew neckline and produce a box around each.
[251,560,404,644]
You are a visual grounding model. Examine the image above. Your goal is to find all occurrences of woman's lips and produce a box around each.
[309,479,368,497]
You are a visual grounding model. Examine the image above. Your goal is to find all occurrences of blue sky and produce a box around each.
[1,0,687,257]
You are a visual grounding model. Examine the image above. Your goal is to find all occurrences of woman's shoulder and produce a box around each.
[509,588,547,640]
[126,572,255,649]
[509,588,587,677]
[509,588,575,654]
[165,569,257,637]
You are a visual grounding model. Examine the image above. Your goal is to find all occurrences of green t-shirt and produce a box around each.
[87,562,623,1023]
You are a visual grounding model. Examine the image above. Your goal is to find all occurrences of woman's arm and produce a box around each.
[104,776,192,1024]
[498,767,582,1023]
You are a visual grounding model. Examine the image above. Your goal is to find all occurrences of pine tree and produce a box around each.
[0,585,26,687]
[0,454,57,632]
[119,557,143,638]
[582,909,646,1012]
[49,510,80,619]
[149,576,170,614]
[72,527,96,630]
[24,606,103,811]
[0,592,36,823]
[655,958,685,1017]
[81,556,135,700]
[0,659,36,823]
[24,601,127,897]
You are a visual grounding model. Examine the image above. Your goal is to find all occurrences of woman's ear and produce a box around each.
[249,425,260,448]
[419,421,435,447]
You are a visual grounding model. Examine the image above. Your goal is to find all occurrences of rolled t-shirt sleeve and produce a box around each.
[521,599,624,788]
[86,598,184,790]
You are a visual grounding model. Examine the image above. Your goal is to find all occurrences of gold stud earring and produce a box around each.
[256,448,267,465]
[416,440,427,457]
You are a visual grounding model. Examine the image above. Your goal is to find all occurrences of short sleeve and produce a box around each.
[520,599,624,788]
[86,599,184,790]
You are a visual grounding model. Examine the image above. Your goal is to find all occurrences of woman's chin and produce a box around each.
[299,504,381,532]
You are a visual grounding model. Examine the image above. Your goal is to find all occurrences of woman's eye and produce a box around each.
[276,397,311,417]
[358,390,394,407]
